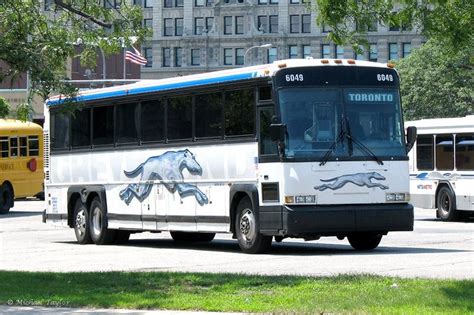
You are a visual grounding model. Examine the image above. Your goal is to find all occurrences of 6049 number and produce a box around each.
[285,74,304,82]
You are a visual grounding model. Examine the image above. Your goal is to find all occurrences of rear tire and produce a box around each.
[348,233,382,250]
[235,197,272,254]
[89,197,116,245]
[0,184,13,214]
[437,186,459,221]
[170,232,215,242]
[73,199,92,244]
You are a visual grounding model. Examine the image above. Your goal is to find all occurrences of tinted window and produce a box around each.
[436,134,454,170]
[141,99,165,142]
[51,112,70,150]
[93,106,114,146]
[116,102,139,144]
[259,106,278,155]
[456,133,474,171]
[167,96,192,140]
[71,108,91,148]
[195,92,222,138]
[225,89,255,136]
[416,135,433,170]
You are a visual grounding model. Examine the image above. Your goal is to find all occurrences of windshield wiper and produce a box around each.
[345,117,384,165]
[319,117,346,166]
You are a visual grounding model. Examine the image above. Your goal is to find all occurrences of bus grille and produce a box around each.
[43,130,50,181]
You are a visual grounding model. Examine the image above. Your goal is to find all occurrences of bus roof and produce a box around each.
[406,115,474,133]
[46,59,392,107]
[0,119,43,133]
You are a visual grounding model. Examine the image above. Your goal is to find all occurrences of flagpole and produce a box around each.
[123,46,126,80]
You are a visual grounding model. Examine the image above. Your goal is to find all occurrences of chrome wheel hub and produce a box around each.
[239,209,255,242]
[75,209,86,236]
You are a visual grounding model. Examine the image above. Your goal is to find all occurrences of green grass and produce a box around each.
[0,271,472,314]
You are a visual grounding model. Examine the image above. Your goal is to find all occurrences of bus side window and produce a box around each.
[10,137,18,157]
[456,133,474,171]
[416,135,433,170]
[28,136,39,156]
[0,137,8,158]
[19,137,28,156]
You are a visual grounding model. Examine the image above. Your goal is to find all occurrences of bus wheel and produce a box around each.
[89,197,116,245]
[437,186,458,221]
[348,233,382,250]
[170,232,215,242]
[73,199,92,244]
[0,184,13,214]
[235,197,272,254]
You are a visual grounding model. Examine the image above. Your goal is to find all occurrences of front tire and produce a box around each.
[89,197,116,245]
[73,199,92,244]
[0,184,13,214]
[437,186,458,221]
[235,197,272,254]
[348,233,382,250]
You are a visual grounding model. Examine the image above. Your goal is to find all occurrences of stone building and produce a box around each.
[135,0,424,79]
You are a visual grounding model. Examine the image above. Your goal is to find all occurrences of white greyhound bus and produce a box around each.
[406,115,474,221]
[43,59,416,253]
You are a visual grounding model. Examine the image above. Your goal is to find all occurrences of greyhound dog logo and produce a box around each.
[119,149,209,206]
[314,172,389,191]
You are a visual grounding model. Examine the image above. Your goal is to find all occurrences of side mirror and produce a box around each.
[270,123,286,142]
[406,126,417,153]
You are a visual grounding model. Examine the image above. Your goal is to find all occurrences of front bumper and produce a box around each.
[259,203,414,236]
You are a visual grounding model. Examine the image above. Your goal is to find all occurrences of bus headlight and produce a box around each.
[386,193,410,202]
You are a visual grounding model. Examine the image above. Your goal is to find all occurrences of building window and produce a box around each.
[269,0,278,4]
[195,0,205,6]
[269,15,278,33]
[322,24,332,33]
[175,18,183,36]
[164,0,173,7]
[224,48,233,65]
[302,14,311,33]
[195,17,204,35]
[191,49,201,66]
[289,45,298,59]
[162,48,171,67]
[164,18,173,36]
[144,18,152,29]
[321,44,331,58]
[389,43,398,60]
[403,43,411,57]
[144,0,152,7]
[336,45,344,59]
[303,45,311,58]
[235,16,244,34]
[355,45,365,60]
[258,16,268,33]
[205,17,214,32]
[176,0,184,6]
[235,48,244,65]
[357,20,377,32]
[144,47,153,67]
[175,47,182,67]
[369,44,377,61]
[224,16,232,35]
[267,47,277,63]
[290,0,299,3]
[290,15,300,33]
[258,0,268,4]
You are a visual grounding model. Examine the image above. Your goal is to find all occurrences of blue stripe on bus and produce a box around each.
[47,71,260,106]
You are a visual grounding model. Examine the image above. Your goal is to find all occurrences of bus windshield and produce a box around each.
[278,87,405,160]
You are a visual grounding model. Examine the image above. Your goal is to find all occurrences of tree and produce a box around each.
[0,0,148,118]
[397,39,473,120]
[0,96,10,118]
[314,0,473,51]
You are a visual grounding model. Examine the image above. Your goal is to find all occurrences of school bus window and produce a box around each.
[1,137,8,157]
[20,137,28,156]
[10,137,18,157]
[29,136,39,156]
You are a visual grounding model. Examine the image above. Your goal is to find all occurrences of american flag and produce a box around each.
[125,47,147,65]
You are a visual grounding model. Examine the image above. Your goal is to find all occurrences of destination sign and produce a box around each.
[347,92,394,102]
[274,66,399,88]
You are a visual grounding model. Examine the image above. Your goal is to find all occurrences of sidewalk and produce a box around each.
[0,305,246,315]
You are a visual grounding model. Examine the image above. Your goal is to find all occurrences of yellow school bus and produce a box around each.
[0,119,44,214]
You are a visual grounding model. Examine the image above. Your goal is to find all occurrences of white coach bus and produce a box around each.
[43,59,417,253]
[407,115,474,221]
